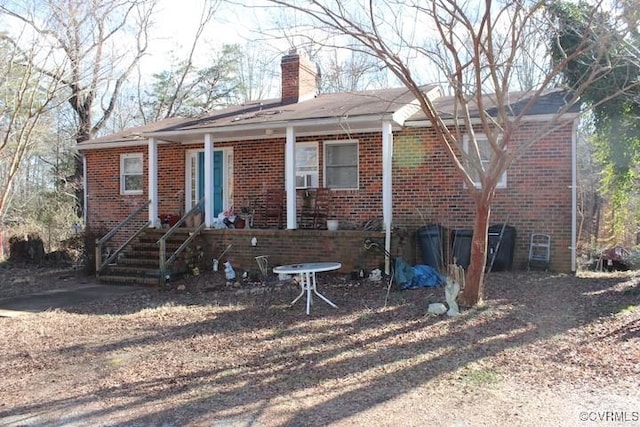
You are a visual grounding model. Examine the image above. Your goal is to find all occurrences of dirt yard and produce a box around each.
[0,265,639,426]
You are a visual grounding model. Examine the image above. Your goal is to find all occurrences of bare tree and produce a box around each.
[137,0,225,121]
[236,41,281,102]
[0,34,65,223]
[266,0,640,305]
[0,0,156,212]
[318,47,389,93]
[140,43,244,120]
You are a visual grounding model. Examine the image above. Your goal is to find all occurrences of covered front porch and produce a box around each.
[144,119,401,274]
[94,216,416,286]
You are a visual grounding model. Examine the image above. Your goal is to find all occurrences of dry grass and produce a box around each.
[1,267,639,426]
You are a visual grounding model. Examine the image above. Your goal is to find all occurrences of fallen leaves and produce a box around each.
[0,268,639,425]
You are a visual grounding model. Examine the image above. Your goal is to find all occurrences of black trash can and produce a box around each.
[486,224,516,271]
[451,229,473,269]
[417,224,446,271]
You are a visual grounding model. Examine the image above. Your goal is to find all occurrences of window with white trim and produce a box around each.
[120,153,143,195]
[296,142,319,188]
[324,140,358,189]
[463,134,506,188]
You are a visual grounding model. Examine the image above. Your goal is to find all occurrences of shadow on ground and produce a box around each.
[1,270,638,426]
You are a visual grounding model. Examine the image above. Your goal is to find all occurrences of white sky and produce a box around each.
[141,0,569,93]
[141,0,280,73]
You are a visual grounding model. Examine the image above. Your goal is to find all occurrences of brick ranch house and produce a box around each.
[79,51,579,284]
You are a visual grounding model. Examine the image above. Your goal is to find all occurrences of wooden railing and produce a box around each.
[95,200,151,276]
[157,198,205,284]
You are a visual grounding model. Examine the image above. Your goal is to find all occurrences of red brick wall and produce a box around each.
[85,144,187,244]
[390,123,574,272]
[84,121,574,272]
[233,138,285,205]
[281,52,317,104]
[85,147,148,243]
[197,228,412,276]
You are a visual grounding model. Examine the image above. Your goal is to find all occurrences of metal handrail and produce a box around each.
[157,198,205,283]
[167,222,206,266]
[98,221,151,273]
[95,200,151,275]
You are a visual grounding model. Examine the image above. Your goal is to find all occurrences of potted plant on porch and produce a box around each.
[326,218,339,231]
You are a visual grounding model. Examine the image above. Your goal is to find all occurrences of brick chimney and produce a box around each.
[281,50,318,104]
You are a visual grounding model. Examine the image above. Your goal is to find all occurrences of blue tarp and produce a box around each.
[394,257,415,287]
[394,258,443,290]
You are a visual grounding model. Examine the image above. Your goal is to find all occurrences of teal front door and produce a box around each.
[198,151,224,217]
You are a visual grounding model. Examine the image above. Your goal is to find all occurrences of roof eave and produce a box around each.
[77,139,155,151]
[78,113,405,150]
[391,86,442,126]
[404,112,581,127]
[145,113,400,138]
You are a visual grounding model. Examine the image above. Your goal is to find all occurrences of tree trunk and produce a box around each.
[72,111,92,217]
[460,199,491,306]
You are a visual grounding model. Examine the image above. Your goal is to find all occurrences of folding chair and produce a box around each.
[528,233,551,271]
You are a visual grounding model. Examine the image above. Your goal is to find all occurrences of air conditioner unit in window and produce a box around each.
[296,173,315,188]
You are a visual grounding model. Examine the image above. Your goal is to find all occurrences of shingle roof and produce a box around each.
[409,88,580,122]
[161,85,432,131]
[79,86,435,147]
[87,116,190,145]
[80,85,579,148]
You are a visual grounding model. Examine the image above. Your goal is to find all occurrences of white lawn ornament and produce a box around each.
[224,261,236,281]
[444,276,460,316]
[427,303,447,315]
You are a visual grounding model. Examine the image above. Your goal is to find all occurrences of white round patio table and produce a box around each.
[272,262,341,315]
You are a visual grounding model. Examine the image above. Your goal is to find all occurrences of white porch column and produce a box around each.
[148,137,159,227]
[285,126,297,229]
[382,121,394,275]
[204,133,215,228]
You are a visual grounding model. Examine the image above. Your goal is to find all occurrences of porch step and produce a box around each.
[102,265,161,277]
[115,257,158,267]
[121,249,163,259]
[97,228,195,286]
[98,275,160,286]
[140,228,194,239]
[128,236,184,250]
[99,259,163,286]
